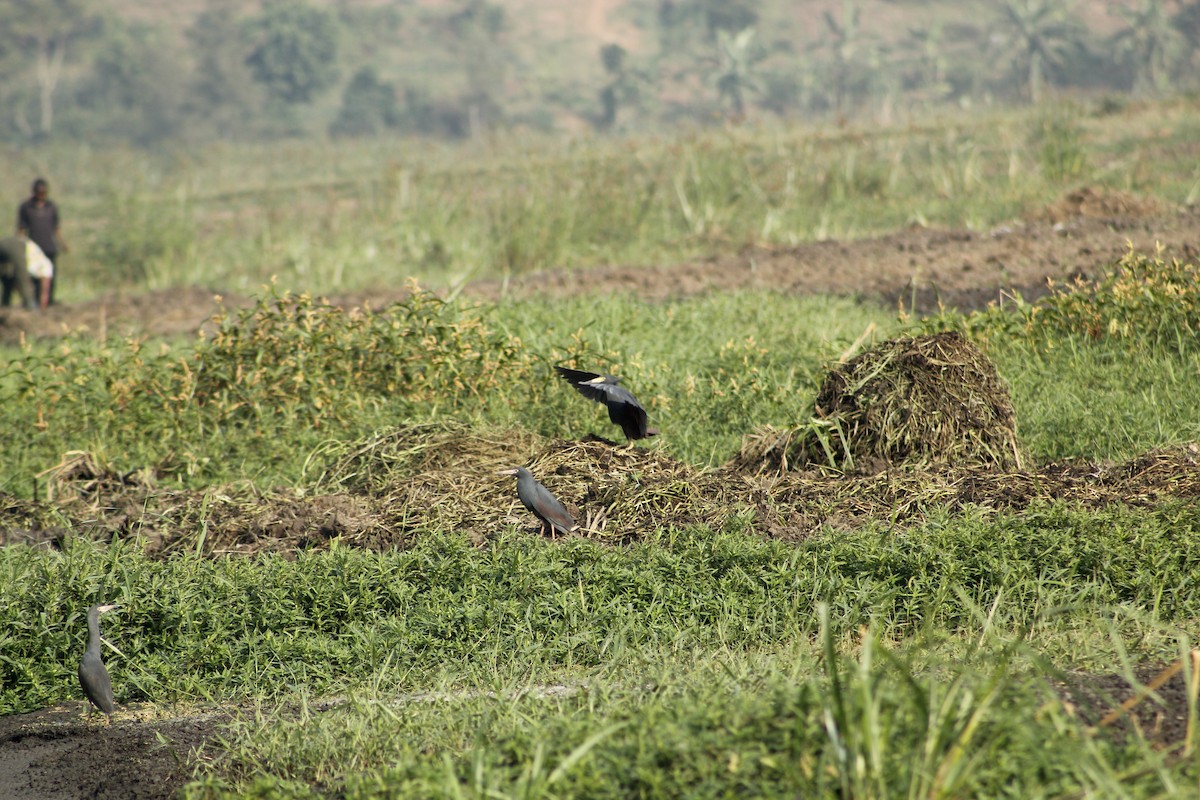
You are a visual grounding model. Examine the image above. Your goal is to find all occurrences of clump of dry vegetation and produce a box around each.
[6,423,1200,556]
[734,331,1023,475]
[193,282,527,425]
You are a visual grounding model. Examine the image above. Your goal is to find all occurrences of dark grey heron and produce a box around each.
[497,467,579,537]
[555,366,658,442]
[78,603,118,724]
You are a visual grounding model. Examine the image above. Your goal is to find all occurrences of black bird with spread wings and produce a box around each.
[497,466,579,537]
[555,366,658,442]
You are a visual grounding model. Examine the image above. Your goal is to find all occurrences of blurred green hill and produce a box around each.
[1,0,1195,145]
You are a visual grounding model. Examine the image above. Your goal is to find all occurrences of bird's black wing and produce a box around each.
[555,366,606,385]
[555,366,622,403]
[556,367,624,407]
[613,398,650,439]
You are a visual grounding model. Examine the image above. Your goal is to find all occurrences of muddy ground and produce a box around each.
[0,705,228,800]
[0,186,1193,345]
[3,187,1198,798]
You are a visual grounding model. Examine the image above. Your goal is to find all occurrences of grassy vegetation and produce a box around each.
[5,250,1200,495]
[191,640,1187,799]
[6,97,1199,303]
[3,504,1199,795]
[0,289,886,492]
[3,100,1200,797]
[2,260,1200,793]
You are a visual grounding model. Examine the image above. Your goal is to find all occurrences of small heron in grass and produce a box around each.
[496,466,579,537]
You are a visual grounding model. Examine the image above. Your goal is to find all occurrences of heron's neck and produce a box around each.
[87,611,102,655]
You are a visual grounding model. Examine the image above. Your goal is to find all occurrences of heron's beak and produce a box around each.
[495,468,519,476]
[585,376,608,384]
[97,604,120,614]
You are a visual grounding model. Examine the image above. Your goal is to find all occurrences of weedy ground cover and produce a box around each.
[3,503,1199,795]
[4,256,1200,497]
[0,289,888,493]
[3,101,1200,795]
[9,98,1200,301]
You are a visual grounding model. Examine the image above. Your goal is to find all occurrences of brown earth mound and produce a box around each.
[3,427,1200,555]
[1038,185,1167,225]
[732,331,1022,475]
[0,202,1198,346]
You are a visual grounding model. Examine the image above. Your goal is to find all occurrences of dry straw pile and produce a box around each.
[312,423,734,543]
[734,331,1023,474]
[5,432,1200,556]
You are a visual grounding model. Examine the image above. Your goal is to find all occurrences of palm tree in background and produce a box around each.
[992,0,1085,104]
[820,0,864,114]
[904,22,952,104]
[1111,0,1185,95]
[713,27,762,117]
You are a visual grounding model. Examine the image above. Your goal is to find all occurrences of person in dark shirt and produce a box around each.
[16,178,67,305]
[0,236,38,310]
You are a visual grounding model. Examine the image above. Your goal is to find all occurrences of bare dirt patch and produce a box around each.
[473,192,1198,312]
[1036,185,1168,225]
[0,704,226,800]
[1057,659,1197,751]
[0,188,1194,345]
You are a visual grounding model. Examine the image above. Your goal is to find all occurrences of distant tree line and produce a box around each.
[1,0,1199,146]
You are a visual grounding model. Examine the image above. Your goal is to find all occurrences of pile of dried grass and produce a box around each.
[293,422,732,543]
[39,450,157,503]
[524,438,731,537]
[734,332,1023,474]
[153,491,392,557]
[369,431,732,542]
[5,430,1199,558]
[723,442,1200,541]
[312,421,543,495]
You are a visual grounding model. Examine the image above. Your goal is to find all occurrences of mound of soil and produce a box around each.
[734,332,1022,475]
[1038,185,1168,225]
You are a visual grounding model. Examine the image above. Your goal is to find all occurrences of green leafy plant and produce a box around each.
[191,281,526,426]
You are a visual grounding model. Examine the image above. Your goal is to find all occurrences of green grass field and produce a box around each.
[3,98,1200,798]
[10,96,1200,302]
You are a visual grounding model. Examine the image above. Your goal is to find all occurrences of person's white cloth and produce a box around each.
[25,239,53,280]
